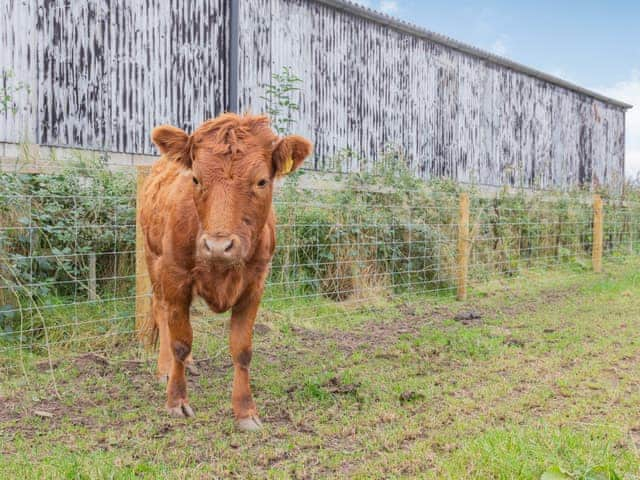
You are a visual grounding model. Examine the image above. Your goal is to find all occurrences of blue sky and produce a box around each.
[355,0,640,176]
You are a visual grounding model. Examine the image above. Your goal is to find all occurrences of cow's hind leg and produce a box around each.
[165,300,194,418]
[230,294,262,431]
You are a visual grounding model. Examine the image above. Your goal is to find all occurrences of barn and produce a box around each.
[0,0,631,190]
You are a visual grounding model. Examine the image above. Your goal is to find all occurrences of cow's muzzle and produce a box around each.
[199,233,242,263]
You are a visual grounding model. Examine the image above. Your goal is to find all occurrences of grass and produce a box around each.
[2,258,640,478]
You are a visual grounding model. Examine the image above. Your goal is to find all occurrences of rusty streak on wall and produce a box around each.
[0,0,628,190]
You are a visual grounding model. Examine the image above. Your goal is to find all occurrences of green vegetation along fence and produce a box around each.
[1,157,639,376]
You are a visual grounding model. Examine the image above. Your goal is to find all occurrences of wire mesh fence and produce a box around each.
[1,158,640,378]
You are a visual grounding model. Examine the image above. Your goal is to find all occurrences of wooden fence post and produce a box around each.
[135,165,152,337]
[87,252,96,301]
[457,192,470,300]
[592,194,603,273]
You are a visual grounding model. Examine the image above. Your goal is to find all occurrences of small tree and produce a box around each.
[260,66,302,135]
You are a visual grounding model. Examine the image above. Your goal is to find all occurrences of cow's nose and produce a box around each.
[204,237,234,253]
[201,234,241,259]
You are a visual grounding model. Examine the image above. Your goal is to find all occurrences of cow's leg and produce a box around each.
[165,300,195,418]
[156,293,197,382]
[230,293,262,431]
[154,293,172,383]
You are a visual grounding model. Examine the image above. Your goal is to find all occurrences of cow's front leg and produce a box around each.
[153,293,172,383]
[230,292,262,431]
[166,300,194,418]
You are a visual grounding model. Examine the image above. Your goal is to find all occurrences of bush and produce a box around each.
[0,156,135,343]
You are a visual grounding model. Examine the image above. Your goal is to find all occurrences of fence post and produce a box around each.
[592,194,603,273]
[87,252,96,301]
[457,192,470,300]
[135,165,152,336]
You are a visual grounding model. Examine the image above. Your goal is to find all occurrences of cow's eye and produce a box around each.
[257,179,269,188]
[192,177,199,185]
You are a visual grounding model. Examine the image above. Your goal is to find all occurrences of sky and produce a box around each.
[354,0,640,177]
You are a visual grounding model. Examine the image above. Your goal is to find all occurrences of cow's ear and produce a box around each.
[151,125,191,167]
[272,135,312,177]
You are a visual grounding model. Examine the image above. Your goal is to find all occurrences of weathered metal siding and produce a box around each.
[1,0,229,154]
[238,0,626,189]
[1,0,627,189]
[0,0,38,143]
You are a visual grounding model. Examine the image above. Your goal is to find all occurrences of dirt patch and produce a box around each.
[192,356,233,376]
[254,323,272,335]
[0,397,20,423]
[0,352,160,439]
[151,423,174,439]
[290,325,326,343]
[0,393,90,438]
[494,285,579,318]
[72,353,112,378]
[321,304,453,353]
[35,359,61,372]
[324,376,361,395]
[504,337,526,348]
[348,285,577,352]
[284,303,453,355]
[453,310,483,325]
[399,391,426,403]
[70,353,156,389]
[276,283,580,361]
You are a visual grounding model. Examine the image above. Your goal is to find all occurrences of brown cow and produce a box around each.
[139,113,312,430]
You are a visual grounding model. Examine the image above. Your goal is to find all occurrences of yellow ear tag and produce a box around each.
[282,156,294,175]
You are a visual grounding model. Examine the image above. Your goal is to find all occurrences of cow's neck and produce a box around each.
[192,254,269,314]
[193,264,247,313]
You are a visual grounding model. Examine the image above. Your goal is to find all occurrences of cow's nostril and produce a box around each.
[224,239,234,252]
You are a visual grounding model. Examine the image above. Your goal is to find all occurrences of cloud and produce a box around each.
[597,70,640,178]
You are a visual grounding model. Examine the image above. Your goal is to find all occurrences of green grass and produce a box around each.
[2,259,640,478]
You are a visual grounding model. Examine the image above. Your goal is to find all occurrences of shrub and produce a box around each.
[0,155,135,343]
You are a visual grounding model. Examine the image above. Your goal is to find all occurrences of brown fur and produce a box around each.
[139,113,312,423]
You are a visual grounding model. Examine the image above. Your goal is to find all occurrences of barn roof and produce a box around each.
[316,0,633,110]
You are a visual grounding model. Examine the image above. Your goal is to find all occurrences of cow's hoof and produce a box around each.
[236,415,263,432]
[167,402,195,418]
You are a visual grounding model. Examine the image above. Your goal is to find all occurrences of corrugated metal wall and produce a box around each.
[238,0,626,189]
[1,0,626,189]
[0,0,38,144]
[1,0,229,154]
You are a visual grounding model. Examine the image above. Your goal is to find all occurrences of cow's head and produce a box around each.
[151,113,312,265]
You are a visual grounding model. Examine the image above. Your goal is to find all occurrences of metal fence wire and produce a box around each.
[1,160,639,377]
